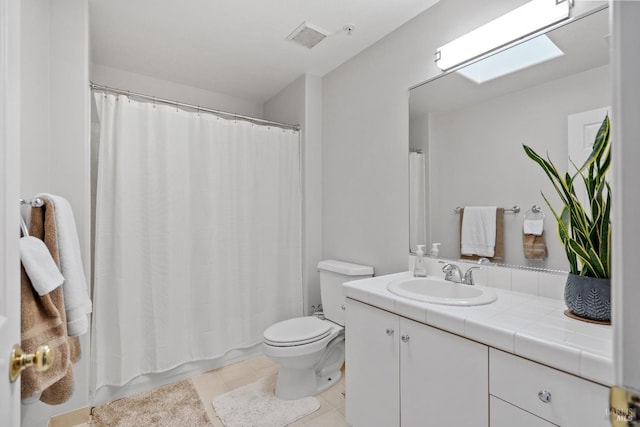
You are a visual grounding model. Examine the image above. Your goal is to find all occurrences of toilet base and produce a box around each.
[272,337,345,400]
[274,361,343,400]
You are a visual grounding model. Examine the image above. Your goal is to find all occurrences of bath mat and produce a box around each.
[212,375,320,427]
[91,379,212,426]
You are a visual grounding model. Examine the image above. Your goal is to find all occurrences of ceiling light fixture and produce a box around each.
[435,0,572,71]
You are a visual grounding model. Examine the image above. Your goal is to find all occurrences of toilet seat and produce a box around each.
[263,317,333,347]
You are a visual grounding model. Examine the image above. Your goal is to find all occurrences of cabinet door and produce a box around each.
[491,396,558,427]
[345,299,400,427]
[400,318,488,427]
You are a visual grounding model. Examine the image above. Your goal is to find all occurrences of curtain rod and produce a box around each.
[89,82,301,131]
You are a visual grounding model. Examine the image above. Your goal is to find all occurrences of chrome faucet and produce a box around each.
[463,266,481,285]
[441,263,463,283]
[442,263,481,285]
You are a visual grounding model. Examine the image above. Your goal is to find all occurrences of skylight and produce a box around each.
[456,35,564,84]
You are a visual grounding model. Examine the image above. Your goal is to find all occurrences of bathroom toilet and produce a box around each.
[263,259,374,400]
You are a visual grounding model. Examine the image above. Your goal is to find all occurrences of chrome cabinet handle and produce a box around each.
[538,390,552,403]
[401,334,410,343]
[386,328,394,336]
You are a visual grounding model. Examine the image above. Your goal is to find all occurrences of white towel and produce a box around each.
[37,193,92,336]
[20,236,65,296]
[523,219,544,236]
[461,206,497,257]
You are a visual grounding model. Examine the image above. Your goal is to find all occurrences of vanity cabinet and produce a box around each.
[345,298,488,427]
[490,349,609,427]
[490,396,557,427]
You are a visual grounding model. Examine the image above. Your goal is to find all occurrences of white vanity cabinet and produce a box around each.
[490,349,609,427]
[490,396,557,427]
[345,298,400,427]
[345,298,488,427]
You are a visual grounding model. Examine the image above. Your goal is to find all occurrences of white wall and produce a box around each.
[20,0,51,197]
[427,65,609,270]
[91,64,263,119]
[20,1,91,426]
[612,1,640,394]
[263,74,323,315]
[321,0,606,276]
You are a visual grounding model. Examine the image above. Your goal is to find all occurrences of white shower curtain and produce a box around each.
[409,152,426,252]
[92,93,302,390]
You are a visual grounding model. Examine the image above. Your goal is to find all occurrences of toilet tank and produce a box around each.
[317,260,374,326]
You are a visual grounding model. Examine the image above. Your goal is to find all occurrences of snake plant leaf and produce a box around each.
[523,115,611,278]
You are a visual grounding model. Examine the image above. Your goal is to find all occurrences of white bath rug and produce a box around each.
[212,375,320,427]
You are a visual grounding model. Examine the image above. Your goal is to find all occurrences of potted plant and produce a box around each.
[523,115,611,322]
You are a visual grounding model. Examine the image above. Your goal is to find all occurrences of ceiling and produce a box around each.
[89,0,440,104]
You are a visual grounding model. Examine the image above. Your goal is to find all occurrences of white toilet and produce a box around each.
[263,259,374,400]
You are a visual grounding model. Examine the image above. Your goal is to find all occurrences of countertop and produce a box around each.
[343,271,613,387]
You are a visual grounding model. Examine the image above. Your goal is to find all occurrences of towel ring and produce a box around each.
[525,205,545,220]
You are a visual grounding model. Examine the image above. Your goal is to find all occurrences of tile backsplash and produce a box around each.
[408,255,567,300]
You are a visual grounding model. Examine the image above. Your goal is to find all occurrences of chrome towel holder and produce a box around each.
[453,205,520,214]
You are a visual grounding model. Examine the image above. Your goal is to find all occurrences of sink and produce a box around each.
[387,277,497,306]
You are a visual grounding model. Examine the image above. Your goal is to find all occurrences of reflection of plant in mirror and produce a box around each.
[523,116,611,279]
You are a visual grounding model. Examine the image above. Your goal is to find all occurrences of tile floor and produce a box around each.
[50,355,349,427]
[193,355,349,427]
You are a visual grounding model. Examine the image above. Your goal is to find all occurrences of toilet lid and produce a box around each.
[263,317,332,346]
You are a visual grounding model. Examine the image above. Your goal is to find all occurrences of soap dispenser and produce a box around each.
[414,245,427,277]
[430,243,441,257]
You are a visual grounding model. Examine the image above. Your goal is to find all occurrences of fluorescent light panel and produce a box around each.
[456,34,564,84]
[435,0,570,70]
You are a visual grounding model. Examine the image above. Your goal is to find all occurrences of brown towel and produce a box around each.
[459,207,504,262]
[523,231,548,260]
[21,200,80,404]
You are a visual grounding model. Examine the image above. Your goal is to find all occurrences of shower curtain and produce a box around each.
[409,151,426,252]
[92,93,302,391]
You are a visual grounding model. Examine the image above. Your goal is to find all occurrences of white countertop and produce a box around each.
[343,271,613,387]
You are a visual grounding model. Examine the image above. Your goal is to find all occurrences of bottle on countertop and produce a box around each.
[430,243,441,257]
[414,244,427,277]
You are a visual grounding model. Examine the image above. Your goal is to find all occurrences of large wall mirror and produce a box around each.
[409,6,610,272]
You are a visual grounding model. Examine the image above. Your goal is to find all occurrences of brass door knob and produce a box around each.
[9,343,54,382]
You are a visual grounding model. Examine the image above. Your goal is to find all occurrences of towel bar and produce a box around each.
[19,197,45,236]
[453,205,520,214]
[20,198,44,208]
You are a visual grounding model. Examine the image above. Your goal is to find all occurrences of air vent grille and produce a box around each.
[287,22,328,49]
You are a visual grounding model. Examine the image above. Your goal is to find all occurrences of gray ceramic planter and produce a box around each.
[564,274,611,322]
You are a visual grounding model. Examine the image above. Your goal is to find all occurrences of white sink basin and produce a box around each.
[387,277,497,306]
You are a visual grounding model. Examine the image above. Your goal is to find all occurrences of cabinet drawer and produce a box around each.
[490,349,609,427]
[490,396,557,427]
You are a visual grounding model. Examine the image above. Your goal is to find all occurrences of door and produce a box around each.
[567,106,611,209]
[400,317,488,427]
[611,2,640,425]
[345,299,400,427]
[0,0,22,424]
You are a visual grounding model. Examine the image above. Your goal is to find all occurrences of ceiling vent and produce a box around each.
[287,21,328,49]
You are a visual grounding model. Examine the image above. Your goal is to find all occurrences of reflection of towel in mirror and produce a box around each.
[460,206,497,258]
[459,208,504,262]
[523,231,548,260]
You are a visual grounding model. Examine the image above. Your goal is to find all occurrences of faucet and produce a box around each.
[441,263,463,283]
[463,266,481,285]
[441,263,481,285]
